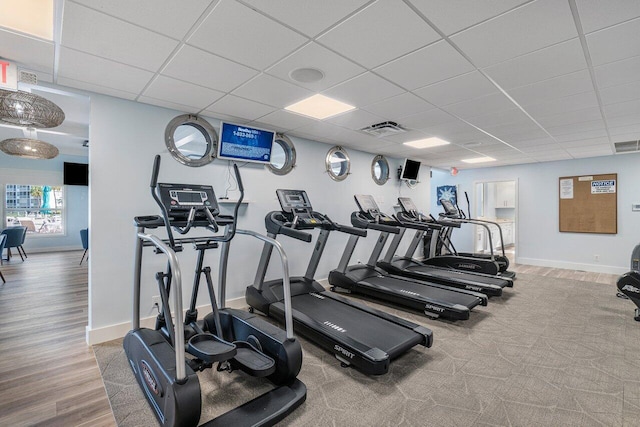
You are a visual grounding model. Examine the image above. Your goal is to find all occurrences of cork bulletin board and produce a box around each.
[559,173,617,234]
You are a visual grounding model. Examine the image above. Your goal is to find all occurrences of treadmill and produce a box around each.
[437,197,516,280]
[379,197,512,297]
[246,189,432,376]
[328,194,487,321]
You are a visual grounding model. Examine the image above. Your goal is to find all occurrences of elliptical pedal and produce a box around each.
[187,333,237,363]
[230,341,276,377]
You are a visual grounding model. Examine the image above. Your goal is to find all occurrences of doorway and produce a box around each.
[473,180,517,265]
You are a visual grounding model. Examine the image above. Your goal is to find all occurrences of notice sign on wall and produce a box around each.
[591,180,616,194]
[560,178,574,199]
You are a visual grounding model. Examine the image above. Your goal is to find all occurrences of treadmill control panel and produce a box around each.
[276,189,324,228]
[440,198,459,216]
[354,194,396,224]
[157,183,219,219]
[398,197,419,216]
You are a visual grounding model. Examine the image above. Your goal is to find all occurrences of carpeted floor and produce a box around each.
[95,273,640,426]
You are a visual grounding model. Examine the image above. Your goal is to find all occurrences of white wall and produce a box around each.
[87,94,430,343]
[0,154,88,252]
[430,153,640,274]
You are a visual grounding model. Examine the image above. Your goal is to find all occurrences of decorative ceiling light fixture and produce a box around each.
[0,89,65,128]
[0,137,59,159]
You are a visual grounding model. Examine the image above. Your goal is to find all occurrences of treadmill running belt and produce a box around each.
[276,293,423,358]
[408,264,509,287]
[363,275,481,307]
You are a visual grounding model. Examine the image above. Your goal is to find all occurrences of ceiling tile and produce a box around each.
[531,150,573,161]
[483,38,587,90]
[465,108,533,128]
[203,95,276,121]
[524,91,599,117]
[399,108,459,130]
[241,0,370,37]
[57,47,154,94]
[611,133,640,143]
[594,55,640,88]
[607,112,640,127]
[599,80,640,106]
[535,106,604,127]
[202,112,250,125]
[251,110,318,132]
[546,119,606,137]
[325,109,386,131]
[292,121,346,141]
[0,29,54,73]
[554,128,608,142]
[317,1,440,69]
[61,2,178,71]
[266,42,365,91]
[375,40,475,90]
[603,99,640,119]
[566,146,613,157]
[162,45,258,92]
[519,144,560,153]
[232,74,313,108]
[587,18,640,66]
[507,69,593,106]
[414,71,498,107]
[70,0,213,40]
[443,92,516,119]
[322,72,404,107]
[609,123,640,136]
[188,0,307,70]
[450,0,577,68]
[143,75,224,109]
[575,0,640,34]
[362,93,434,121]
[57,76,137,100]
[381,129,432,144]
[558,137,610,148]
[138,96,201,114]
[407,0,529,36]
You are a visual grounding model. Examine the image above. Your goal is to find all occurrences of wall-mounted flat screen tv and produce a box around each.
[400,159,421,181]
[217,122,275,164]
[63,162,88,186]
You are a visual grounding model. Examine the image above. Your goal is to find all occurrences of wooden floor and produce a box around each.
[0,251,621,427]
[0,251,115,427]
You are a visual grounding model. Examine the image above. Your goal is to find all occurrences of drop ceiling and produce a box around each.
[1,0,639,168]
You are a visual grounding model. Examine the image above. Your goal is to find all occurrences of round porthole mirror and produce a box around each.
[165,114,217,167]
[267,134,296,175]
[371,155,390,185]
[325,146,350,181]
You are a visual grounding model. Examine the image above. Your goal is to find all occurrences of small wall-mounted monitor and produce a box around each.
[217,122,275,164]
[63,162,88,186]
[400,159,421,181]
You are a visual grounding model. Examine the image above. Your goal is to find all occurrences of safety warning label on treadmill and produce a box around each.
[591,180,616,194]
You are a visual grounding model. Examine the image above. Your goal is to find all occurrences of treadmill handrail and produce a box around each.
[352,212,400,234]
[438,217,500,259]
[235,229,295,340]
[137,232,187,382]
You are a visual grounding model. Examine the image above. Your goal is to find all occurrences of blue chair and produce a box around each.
[0,234,6,283]
[80,228,88,265]
[1,226,27,261]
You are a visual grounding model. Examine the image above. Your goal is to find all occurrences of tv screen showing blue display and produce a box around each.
[217,122,275,164]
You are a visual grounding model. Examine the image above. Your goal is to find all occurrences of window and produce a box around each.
[5,184,64,235]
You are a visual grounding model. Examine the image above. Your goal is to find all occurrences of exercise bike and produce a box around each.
[123,155,306,427]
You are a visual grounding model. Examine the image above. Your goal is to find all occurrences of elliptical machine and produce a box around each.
[123,156,306,427]
[616,244,640,321]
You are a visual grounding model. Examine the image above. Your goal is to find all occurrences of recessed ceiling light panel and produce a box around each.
[285,94,355,120]
[403,137,450,149]
[461,156,496,164]
[0,0,54,40]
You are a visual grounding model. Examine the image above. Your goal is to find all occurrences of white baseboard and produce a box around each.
[86,296,248,345]
[517,257,627,275]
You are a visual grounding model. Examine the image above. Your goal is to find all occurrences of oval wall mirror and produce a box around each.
[325,146,350,181]
[267,134,296,175]
[165,114,218,167]
[371,155,390,185]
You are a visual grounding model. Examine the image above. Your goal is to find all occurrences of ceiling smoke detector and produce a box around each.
[360,121,406,137]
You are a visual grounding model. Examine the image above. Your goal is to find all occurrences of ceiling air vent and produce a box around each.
[19,70,38,85]
[614,140,640,153]
[360,121,406,137]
